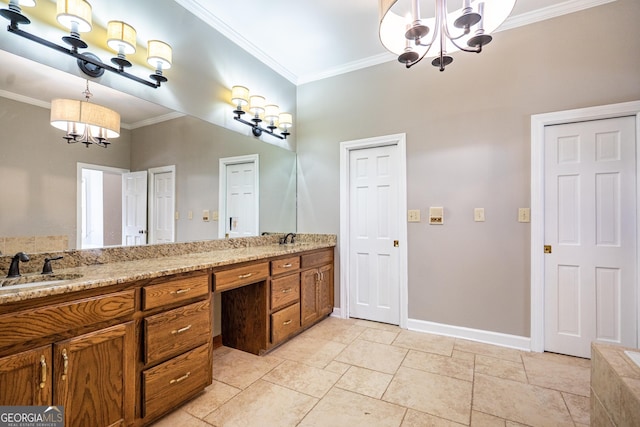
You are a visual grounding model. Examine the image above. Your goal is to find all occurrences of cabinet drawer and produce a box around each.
[214,262,269,292]
[142,274,209,311]
[301,249,333,269]
[143,343,210,420]
[0,289,135,348]
[271,256,300,276]
[144,299,211,364]
[271,303,300,345]
[270,274,299,311]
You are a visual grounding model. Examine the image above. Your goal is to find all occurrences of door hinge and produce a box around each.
[393,240,399,247]
[544,245,552,254]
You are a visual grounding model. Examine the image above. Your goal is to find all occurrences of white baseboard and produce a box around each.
[331,307,343,318]
[407,318,533,352]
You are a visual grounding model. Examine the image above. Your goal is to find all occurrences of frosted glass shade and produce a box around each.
[278,112,293,130]
[107,21,137,55]
[147,40,172,69]
[50,99,120,138]
[231,85,249,107]
[56,0,92,33]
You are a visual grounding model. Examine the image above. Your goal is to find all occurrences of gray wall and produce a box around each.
[296,0,640,337]
[0,97,131,247]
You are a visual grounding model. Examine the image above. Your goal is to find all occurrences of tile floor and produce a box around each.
[151,317,591,427]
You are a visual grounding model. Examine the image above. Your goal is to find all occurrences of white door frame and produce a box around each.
[339,133,408,329]
[148,165,176,244]
[530,100,640,352]
[218,154,260,239]
[76,162,129,249]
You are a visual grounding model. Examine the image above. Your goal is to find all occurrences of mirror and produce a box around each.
[0,54,296,253]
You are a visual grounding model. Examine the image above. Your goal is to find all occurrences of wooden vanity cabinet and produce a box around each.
[140,272,212,424]
[0,345,52,406]
[300,249,334,328]
[269,256,301,346]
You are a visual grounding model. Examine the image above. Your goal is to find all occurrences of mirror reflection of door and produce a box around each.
[122,171,148,246]
[148,166,176,244]
[219,155,259,238]
[77,163,128,249]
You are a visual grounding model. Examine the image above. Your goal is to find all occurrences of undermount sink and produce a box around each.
[625,351,640,369]
[0,273,83,289]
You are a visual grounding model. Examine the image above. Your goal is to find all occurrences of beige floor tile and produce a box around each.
[150,409,213,427]
[359,327,400,345]
[383,366,472,425]
[324,360,351,375]
[452,350,476,361]
[302,317,367,344]
[393,330,455,356]
[402,349,474,381]
[562,392,590,425]
[181,380,241,418]
[475,354,527,383]
[454,339,523,363]
[270,335,347,368]
[336,339,408,374]
[470,410,507,426]
[262,359,340,398]
[522,352,590,397]
[473,373,574,426]
[402,409,467,426]
[212,347,283,389]
[335,365,394,398]
[299,387,406,427]
[204,379,317,427]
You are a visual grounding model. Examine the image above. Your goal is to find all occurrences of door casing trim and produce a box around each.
[339,133,408,328]
[530,100,640,352]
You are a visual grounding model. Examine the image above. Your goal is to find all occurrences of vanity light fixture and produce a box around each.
[231,85,292,140]
[50,80,120,148]
[379,0,515,71]
[0,0,172,88]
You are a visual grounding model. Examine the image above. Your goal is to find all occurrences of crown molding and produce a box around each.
[297,52,396,86]
[127,111,186,130]
[0,89,51,109]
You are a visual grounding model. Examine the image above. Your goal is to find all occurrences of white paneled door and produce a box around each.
[151,170,175,244]
[349,145,400,325]
[544,116,637,358]
[225,161,258,238]
[122,171,148,246]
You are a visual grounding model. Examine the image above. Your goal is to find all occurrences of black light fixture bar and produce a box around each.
[6,22,162,88]
[233,113,289,140]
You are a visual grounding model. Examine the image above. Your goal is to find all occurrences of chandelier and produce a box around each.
[379,0,516,71]
[50,81,120,148]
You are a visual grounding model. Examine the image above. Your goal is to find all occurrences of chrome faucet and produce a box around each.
[280,233,296,244]
[7,252,30,278]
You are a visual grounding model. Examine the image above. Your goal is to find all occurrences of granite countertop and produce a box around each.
[0,241,334,304]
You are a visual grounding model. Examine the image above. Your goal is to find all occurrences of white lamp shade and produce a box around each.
[278,112,293,130]
[17,0,37,7]
[107,21,137,55]
[249,95,266,115]
[264,104,280,122]
[231,85,249,107]
[379,0,516,58]
[147,40,172,69]
[50,99,120,139]
[56,0,92,33]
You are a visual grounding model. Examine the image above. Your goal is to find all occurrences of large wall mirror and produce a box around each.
[0,52,296,253]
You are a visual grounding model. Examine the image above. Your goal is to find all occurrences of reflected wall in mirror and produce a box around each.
[0,95,296,253]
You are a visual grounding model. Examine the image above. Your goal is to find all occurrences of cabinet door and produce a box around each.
[318,264,334,317]
[300,269,319,327]
[0,345,52,406]
[54,322,135,427]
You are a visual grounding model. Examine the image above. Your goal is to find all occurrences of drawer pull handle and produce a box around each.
[281,288,293,293]
[39,356,47,389]
[172,288,191,295]
[281,263,293,268]
[238,273,253,279]
[171,324,192,335]
[170,371,191,384]
[61,349,68,381]
[283,319,292,326]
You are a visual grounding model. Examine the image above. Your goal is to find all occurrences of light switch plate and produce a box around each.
[429,207,444,225]
[188,210,193,220]
[202,210,210,222]
[212,210,219,221]
[518,208,530,223]
[474,208,485,222]
[408,209,421,222]
[175,211,180,220]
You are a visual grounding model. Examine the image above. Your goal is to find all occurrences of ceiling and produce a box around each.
[0,0,615,125]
